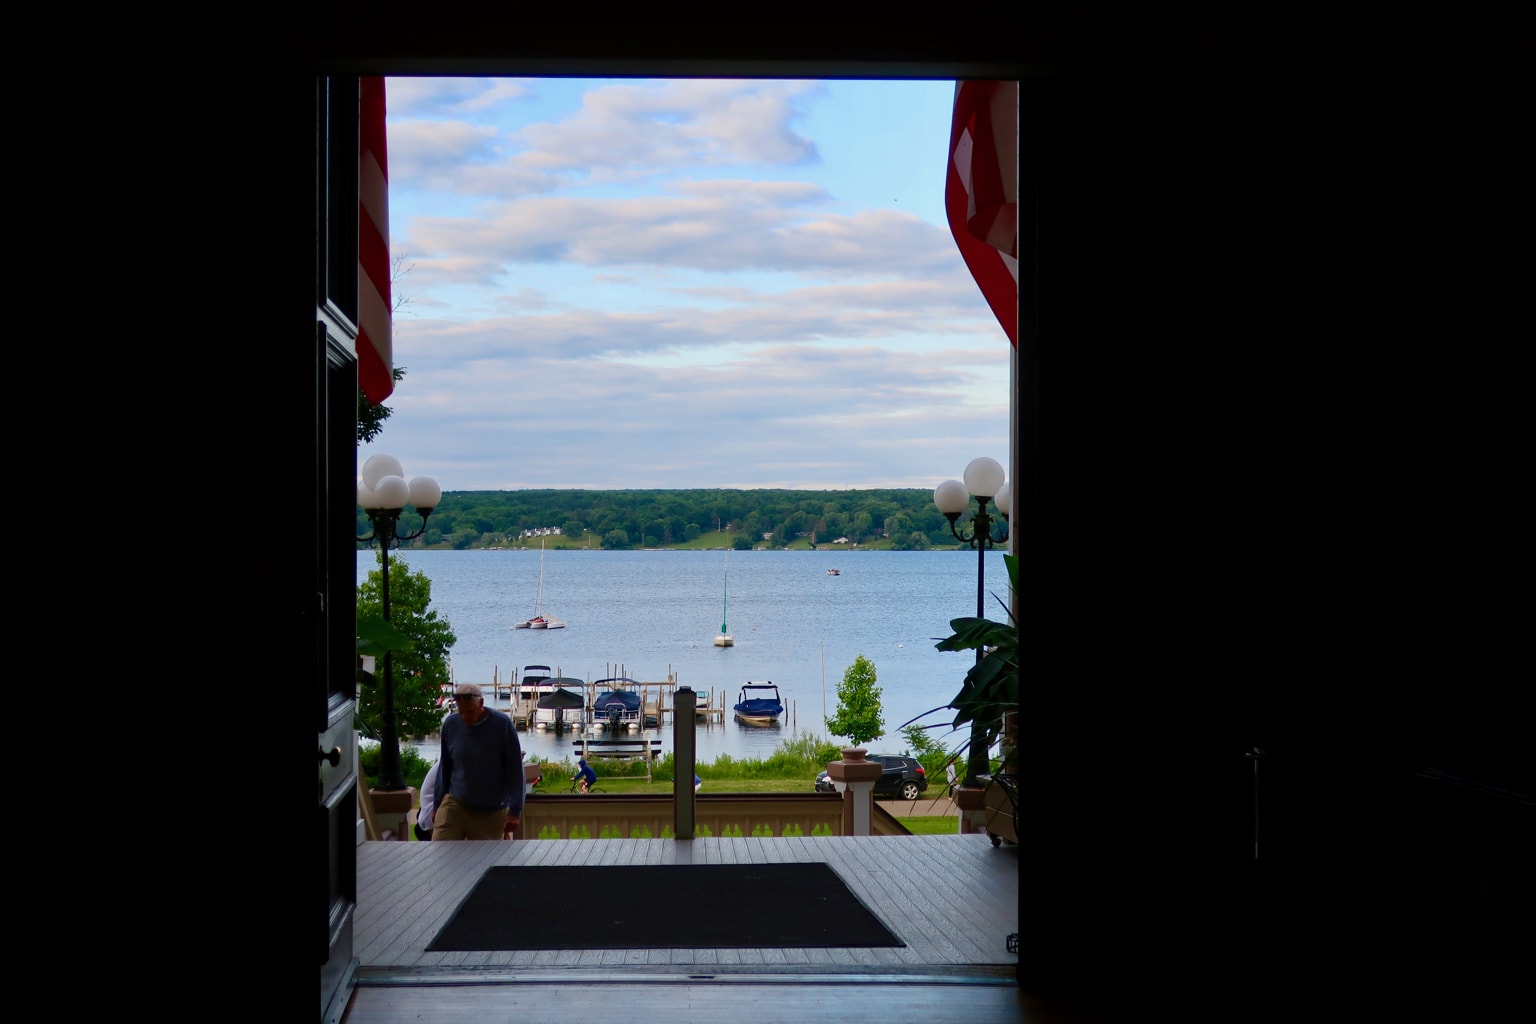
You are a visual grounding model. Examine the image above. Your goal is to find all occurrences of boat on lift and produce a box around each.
[732,681,784,726]
[591,677,643,731]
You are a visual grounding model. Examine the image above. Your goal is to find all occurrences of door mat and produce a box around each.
[427,862,905,950]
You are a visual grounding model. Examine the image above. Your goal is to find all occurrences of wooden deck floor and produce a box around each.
[341,833,1029,1023]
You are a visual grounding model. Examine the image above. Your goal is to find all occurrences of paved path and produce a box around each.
[891,796,955,816]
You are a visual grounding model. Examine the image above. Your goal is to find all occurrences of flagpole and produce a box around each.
[820,640,826,724]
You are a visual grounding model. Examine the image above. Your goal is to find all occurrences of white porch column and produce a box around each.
[827,748,884,836]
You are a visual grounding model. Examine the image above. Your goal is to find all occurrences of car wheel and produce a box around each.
[899,780,920,801]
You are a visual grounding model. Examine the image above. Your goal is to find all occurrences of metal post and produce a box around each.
[954,495,1003,786]
[377,524,405,791]
[359,500,435,792]
[673,686,698,839]
[975,501,990,622]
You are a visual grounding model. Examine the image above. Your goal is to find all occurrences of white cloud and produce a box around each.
[365,77,1013,492]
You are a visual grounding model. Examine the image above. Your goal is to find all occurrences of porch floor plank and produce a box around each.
[343,834,1021,1022]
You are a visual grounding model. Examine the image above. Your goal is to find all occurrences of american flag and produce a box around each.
[358,76,395,403]
[946,80,1018,347]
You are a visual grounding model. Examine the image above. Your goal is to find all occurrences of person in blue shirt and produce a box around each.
[693,774,703,793]
[435,683,526,840]
[575,757,598,793]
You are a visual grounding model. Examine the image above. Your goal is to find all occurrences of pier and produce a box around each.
[472,665,726,730]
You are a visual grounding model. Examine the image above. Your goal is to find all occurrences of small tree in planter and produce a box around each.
[826,653,885,748]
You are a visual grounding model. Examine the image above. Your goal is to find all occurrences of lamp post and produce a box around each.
[357,453,441,791]
[934,456,1011,784]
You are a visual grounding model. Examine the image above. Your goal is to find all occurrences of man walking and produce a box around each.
[434,683,526,840]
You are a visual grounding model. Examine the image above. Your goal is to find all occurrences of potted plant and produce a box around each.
[906,553,1019,790]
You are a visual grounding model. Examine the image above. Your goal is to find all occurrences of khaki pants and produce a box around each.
[433,794,507,840]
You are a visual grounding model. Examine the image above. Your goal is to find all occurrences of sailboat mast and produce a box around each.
[713,551,734,646]
[535,538,545,616]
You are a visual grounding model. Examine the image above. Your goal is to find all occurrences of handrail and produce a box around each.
[517,792,897,839]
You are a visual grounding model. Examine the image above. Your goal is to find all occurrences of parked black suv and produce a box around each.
[815,754,928,801]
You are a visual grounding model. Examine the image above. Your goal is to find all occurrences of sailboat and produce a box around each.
[510,539,565,629]
[714,552,733,647]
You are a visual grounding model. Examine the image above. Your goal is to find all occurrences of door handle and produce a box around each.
[319,746,341,767]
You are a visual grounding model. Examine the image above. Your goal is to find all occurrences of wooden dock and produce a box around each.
[469,667,726,730]
[654,684,726,726]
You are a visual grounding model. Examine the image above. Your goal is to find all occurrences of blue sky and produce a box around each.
[361,77,1013,493]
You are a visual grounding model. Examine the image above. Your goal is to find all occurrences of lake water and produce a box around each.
[359,547,1008,766]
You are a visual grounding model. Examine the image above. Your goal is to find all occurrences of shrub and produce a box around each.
[358,741,433,791]
[900,723,958,785]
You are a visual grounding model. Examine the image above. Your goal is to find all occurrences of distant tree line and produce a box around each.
[355,488,980,552]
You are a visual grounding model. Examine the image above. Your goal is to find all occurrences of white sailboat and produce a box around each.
[510,539,565,629]
[714,552,733,647]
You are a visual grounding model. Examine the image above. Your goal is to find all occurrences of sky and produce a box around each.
[360,77,1013,493]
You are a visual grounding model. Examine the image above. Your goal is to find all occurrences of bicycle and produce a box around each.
[566,777,605,794]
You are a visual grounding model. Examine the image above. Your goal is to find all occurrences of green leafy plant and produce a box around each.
[357,741,434,791]
[356,554,458,740]
[356,615,414,660]
[899,723,958,786]
[904,552,1019,785]
[825,654,885,747]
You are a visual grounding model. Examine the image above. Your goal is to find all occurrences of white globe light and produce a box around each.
[934,479,970,515]
[993,480,1012,516]
[372,474,410,509]
[962,456,1006,499]
[409,475,442,510]
[357,482,377,509]
[362,453,405,490]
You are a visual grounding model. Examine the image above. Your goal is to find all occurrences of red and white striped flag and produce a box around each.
[358,76,395,403]
[946,80,1018,347]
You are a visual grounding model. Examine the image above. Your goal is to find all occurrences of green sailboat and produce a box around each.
[713,553,733,647]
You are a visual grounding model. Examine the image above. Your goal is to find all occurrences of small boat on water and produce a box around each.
[714,552,733,647]
[511,540,565,629]
[826,568,841,575]
[732,681,784,726]
[591,677,643,731]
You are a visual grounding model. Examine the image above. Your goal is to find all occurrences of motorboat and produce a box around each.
[533,678,590,732]
[732,681,784,725]
[591,677,643,731]
[506,664,554,709]
[826,568,841,575]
